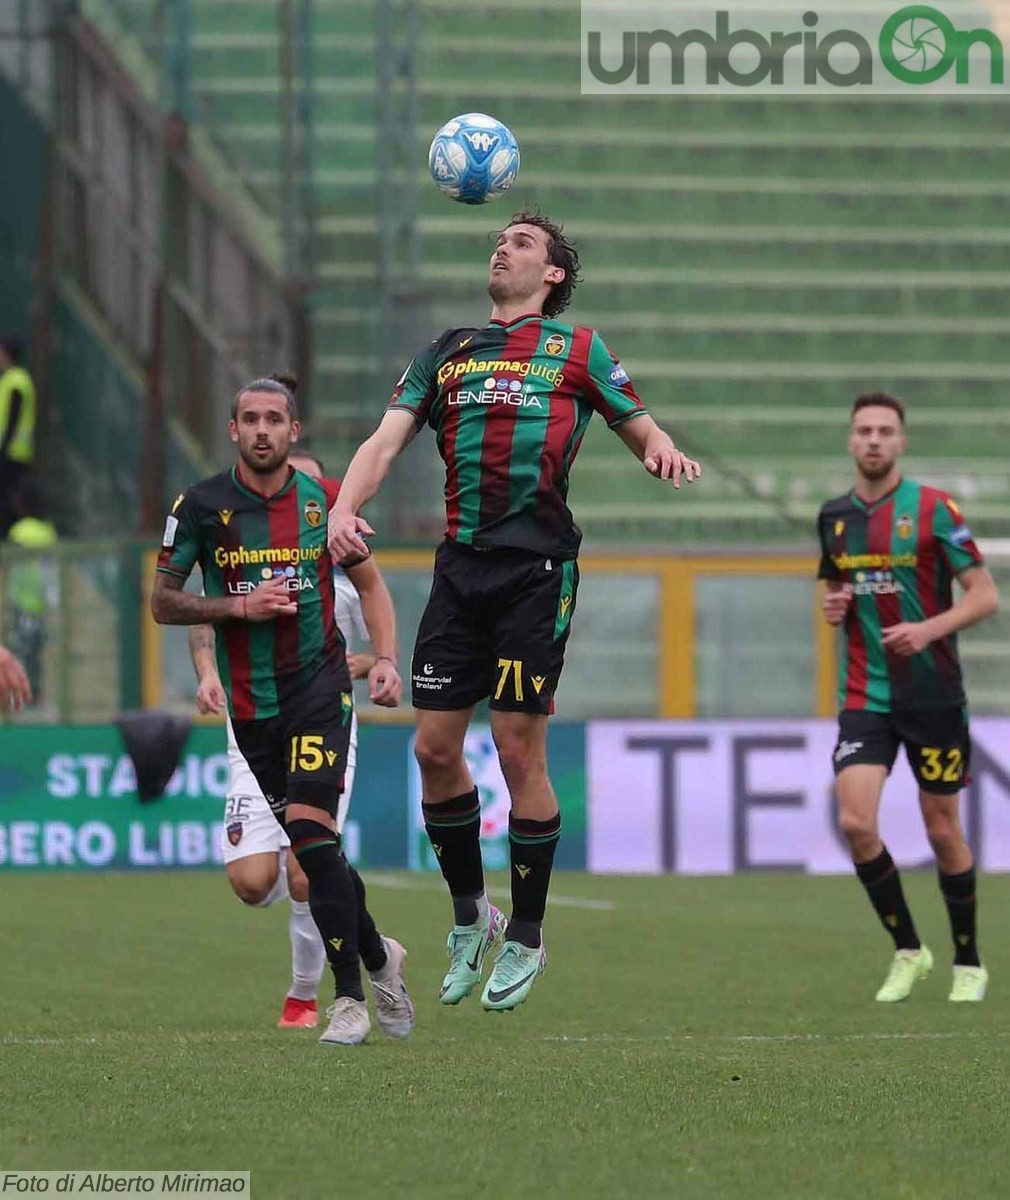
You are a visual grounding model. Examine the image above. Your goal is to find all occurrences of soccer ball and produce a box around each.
[428,113,520,205]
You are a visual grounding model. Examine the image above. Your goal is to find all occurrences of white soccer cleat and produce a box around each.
[319,996,370,1045]
[369,936,415,1039]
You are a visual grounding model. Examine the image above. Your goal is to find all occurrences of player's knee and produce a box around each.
[413,733,463,777]
[493,731,546,793]
[227,872,274,906]
[495,745,538,794]
[286,818,342,883]
[923,811,962,857]
[837,806,877,851]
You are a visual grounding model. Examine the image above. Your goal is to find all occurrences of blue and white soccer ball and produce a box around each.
[428,113,520,205]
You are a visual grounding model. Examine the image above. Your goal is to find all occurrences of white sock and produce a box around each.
[475,891,490,925]
[252,859,290,908]
[288,899,326,1001]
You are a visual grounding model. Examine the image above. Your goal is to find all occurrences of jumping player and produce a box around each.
[328,209,701,1012]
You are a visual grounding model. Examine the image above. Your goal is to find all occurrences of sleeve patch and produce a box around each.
[949,525,973,546]
[162,515,179,548]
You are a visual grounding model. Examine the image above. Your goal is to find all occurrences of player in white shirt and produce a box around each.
[189,447,412,1034]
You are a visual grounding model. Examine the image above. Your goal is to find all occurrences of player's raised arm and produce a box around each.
[614,414,701,488]
[327,408,424,561]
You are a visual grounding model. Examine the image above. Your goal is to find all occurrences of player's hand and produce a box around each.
[328,508,373,565]
[881,621,932,657]
[0,645,31,712]
[822,585,853,626]
[644,445,701,488]
[195,672,227,715]
[347,651,376,681]
[368,658,403,707]
[242,576,298,621]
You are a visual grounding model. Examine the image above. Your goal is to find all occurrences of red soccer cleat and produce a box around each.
[276,996,319,1028]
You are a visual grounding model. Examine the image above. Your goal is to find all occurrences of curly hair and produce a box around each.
[503,208,581,319]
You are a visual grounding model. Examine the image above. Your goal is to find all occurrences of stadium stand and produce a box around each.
[96,0,1009,543]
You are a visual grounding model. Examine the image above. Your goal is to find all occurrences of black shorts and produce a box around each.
[231,675,354,820]
[411,539,579,715]
[832,707,971,795]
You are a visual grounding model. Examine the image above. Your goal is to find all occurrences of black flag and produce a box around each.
[115,709,193,802]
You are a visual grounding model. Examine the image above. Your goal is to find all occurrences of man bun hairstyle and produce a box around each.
[851,391,905,425]
[232,371,298,419]
[269,370,298,395]
[504,208,581,319]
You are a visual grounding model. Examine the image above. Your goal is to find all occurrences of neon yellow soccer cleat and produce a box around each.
[875,945,933,1002]
[949,964,988,1003]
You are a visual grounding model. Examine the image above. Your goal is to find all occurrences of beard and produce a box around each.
[857,457,894,482]
[487,275,512,304]
[239,443,287,474]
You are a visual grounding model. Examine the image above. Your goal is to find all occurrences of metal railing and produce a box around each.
[0,0,307,535]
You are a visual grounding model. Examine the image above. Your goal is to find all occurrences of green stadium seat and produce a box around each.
[89,0,1010,549]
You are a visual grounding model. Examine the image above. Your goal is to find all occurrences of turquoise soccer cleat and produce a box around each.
[439,905,507,1005]
[481,939,547,1012]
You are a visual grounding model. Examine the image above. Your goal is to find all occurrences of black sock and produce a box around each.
[348,861,387,974]
[939,866,980,967]
[855,846,920,951]
[423,789,485,926]
[288,820,363,1000]
[506,812,561,949]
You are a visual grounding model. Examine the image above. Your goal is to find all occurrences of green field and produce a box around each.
[2,871,1007,1199]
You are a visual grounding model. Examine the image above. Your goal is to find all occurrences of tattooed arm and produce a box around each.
[151,571,296,624]
[152,572,241,625]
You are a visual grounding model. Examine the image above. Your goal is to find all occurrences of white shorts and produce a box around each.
[221,711,358,863]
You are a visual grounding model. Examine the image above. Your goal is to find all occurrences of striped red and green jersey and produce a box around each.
[156,466,350,721]
[387,314,648,558]
[816,478,984,714]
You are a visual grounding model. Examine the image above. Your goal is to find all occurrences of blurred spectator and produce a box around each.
[0,334,36,538]
[5,477,57,705]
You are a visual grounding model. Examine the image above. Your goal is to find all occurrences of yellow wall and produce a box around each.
[143,548,835,719]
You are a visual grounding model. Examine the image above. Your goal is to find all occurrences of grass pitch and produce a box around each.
[2,871,1007,1199]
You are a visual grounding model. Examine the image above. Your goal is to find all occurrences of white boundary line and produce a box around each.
[546,1031,1010,1045]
